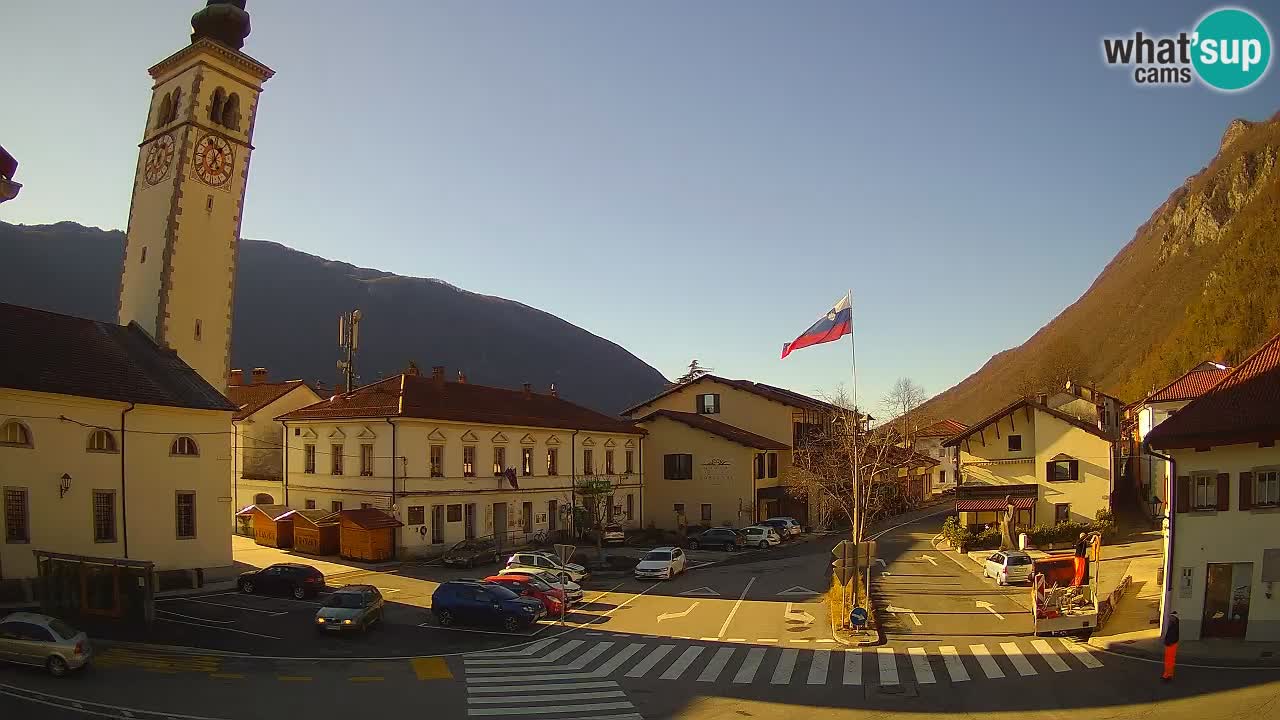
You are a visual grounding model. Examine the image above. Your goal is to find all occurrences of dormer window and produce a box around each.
[697,393,720,415]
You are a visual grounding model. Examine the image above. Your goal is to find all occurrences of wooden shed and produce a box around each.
[236,504,295,548]
[282,509,340,556]
[339,508,403,562]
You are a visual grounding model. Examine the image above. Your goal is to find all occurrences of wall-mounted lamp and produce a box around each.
[1149,495,1166,522]
[59,473,72,499]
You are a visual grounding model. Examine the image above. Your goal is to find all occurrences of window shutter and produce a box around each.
[1069,460,1080,481]
[714,395,721,413]
[1045,462,1053,482]
[664,455,673,479]
[1176,476,1190,513]
[1239,472,1252,511]
[1216,473,1231,510]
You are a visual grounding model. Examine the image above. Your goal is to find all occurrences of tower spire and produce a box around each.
[191,1,251,50]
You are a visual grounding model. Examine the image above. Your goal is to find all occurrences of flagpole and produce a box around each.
[848,290,861,614]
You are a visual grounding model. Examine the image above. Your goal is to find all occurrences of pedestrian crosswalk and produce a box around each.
[460,634,1105,717]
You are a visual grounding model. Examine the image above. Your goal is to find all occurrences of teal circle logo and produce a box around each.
[1192,8,1271,91]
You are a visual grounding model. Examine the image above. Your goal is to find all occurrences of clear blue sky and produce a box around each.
[4,2,1278,411]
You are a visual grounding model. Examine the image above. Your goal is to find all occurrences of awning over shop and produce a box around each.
[956,497,1035,512]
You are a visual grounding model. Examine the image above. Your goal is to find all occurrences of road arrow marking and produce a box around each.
[886,606,922,626]
[872,558,887,569]
[657,602,700,622]
[775,586,821,597]
[921,554,937,566]
[784,602,815,625]
[976,601,1005,620]
[678,586,721,597]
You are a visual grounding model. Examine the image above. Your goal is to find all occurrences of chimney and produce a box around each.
[405,361,420,377]
[457,370,467,384]
[251,367,268,385]
[522,382,532,398]
[229,369,245,386]
[432,366,445,387]
[549,383,557,398]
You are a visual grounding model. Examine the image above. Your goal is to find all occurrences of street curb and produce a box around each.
[1086,639,1280,670]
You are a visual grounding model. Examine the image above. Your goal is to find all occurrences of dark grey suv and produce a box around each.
[688,527,744,551]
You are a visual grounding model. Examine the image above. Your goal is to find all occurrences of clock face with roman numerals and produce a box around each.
[143,134,175,185]
[193,133,234,187]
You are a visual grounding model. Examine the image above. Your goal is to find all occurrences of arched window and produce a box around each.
[209,88,226,124]
[156,92,173,129]
[221,93,241,131]
[87,429,117,453]
[1,420,33,448]
[171,435,199,457]
[254,493,274,505]
[166,86,183,124]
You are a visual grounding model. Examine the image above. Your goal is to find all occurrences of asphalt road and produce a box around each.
[3,511,1277,719]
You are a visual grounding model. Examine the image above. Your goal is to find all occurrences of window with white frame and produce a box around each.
[624,450,634,474]
[493,446,506,476]
[171,435,199,456]
[463,446,476,477]
[431,445,445,477]
[360,443,374,476]
[330,444,344,475]
[87,429,117,453]
[1255,469,1279,507]
[304,444,316,474]
[1,420,32,447]
[1192,473,1217,510]
[546,448,558,476]
[605,450,615,475]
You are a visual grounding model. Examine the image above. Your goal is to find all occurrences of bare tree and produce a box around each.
[881,377,929,447]
[575,476,615,553]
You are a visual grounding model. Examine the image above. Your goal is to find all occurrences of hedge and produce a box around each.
[940,510,1117,553]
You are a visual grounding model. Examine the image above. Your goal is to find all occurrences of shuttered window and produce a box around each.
[664,454,693,480]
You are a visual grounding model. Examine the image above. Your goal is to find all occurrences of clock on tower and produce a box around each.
[117,1,273,395]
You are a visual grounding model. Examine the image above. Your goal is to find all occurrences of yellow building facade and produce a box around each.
[229,374,322,519]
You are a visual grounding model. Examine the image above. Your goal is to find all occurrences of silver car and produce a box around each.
[982,550,1035,586]
[0,612,92,676]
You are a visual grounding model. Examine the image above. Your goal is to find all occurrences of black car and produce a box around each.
[430,580,546,632]
[442,538,498,568]
[238,563,325,599]
[688,527,744,551]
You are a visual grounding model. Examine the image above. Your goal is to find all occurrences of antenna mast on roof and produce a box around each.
[337,309,362,394]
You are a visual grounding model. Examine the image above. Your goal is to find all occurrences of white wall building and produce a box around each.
[912,419,967,496]
[228,369,321,521]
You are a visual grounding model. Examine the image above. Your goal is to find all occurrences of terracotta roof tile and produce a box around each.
[1147,333,1280,449]
[0,303,235,412]
[277,374,641,435]
[915,418,969,438]
[229,380,310,421]
[623,374,854,416]
[1144,367,1232,404]
[636,409,789,450]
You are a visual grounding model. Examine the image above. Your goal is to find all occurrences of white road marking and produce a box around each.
[1000,642,1037,676]
[733,647,767,683]
[625,645,674,678]
[815,639,836,644]
[1031,639,1070,672]
[468,690,626,704]
[938,646,970,682]
[968,644,1004,678]
[725,638,746,642]
[155,616,281,639]
[155,609,236,625]
[660,646,705,680]
[678,586,721,596]
[756,638,777,643]
[908,647,935,684]
[466,638,558,658]
[466,640,582,665]
[784,602,816,625]
[1061,640,1104,669]
[467,701,634,716]
[469,642,613,675]
[877,648,899,685]
[468,681,617,693]
[885,606,922,626]
[920,554,938,566]
[591,643,645,677]
[697,647,736,682]
[716,577,756,639]
[842,649,862,685]
[656,602,699,622]
[167,597,289,616]
[775,586,821,596]
[807,649,831,685]
[976,601,1006,620]
[698,637,719,641]
[469,670,597,684]
[771,648,798,685]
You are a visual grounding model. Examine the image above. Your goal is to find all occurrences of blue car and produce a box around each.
[431,580,546,632]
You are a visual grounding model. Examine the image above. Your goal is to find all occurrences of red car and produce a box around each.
[484,574,565,616]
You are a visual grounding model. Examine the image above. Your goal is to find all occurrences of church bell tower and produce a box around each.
[117,1,273,395]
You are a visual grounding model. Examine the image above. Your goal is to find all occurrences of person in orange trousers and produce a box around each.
[1072,533,1088,586]
[1162,611,1180,681]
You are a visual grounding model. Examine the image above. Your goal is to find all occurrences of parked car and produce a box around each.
[529,570,584,605]
[0,612,91,677]
[314,585,383,632]
[763,517,804,539]
[633,547,688,580]
[238,563,325,599]
[485,574,566,616]
[740,525,782,549]
[983,550,1035,586]
[431,580,546,631]
[598,525,626,545]
[505,551,590,583]
[442,538,498,568]
[688,527,744,551]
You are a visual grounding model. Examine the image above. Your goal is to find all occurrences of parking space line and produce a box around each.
[348,676,384,682]
[173,597,290,617]
[716,577,755,639]
[156,616,281,639]
[277,676,312,682]
[155,609,236,625]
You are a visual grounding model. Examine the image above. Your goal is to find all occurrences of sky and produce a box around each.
[4,1,1279,412]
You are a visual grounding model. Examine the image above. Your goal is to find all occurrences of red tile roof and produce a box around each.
[228,380,311,421]
[623,374,855,417]
[914,418,969,438]
[1146,333,1280,449]
[636,409,790,451]
[0,303,235,412]
[277,374,642,435]
[340,508,404,530]
[1141,365,1232,405]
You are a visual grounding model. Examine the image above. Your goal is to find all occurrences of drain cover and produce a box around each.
[868,683,918,699]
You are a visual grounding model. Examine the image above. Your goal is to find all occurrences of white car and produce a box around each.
[741,525,782,549]
[633,547,688,580]
[982,550,1034,586]
[505,551,590,583]
[764,517,803,539]
[530,570,584,605]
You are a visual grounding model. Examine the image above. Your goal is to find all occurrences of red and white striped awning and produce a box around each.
[955,497,1036,512]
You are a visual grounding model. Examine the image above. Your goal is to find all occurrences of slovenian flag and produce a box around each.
[781,294,852,359]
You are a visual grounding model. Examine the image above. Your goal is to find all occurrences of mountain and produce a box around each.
[924,113,1280,424]
[0,221,668,414]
